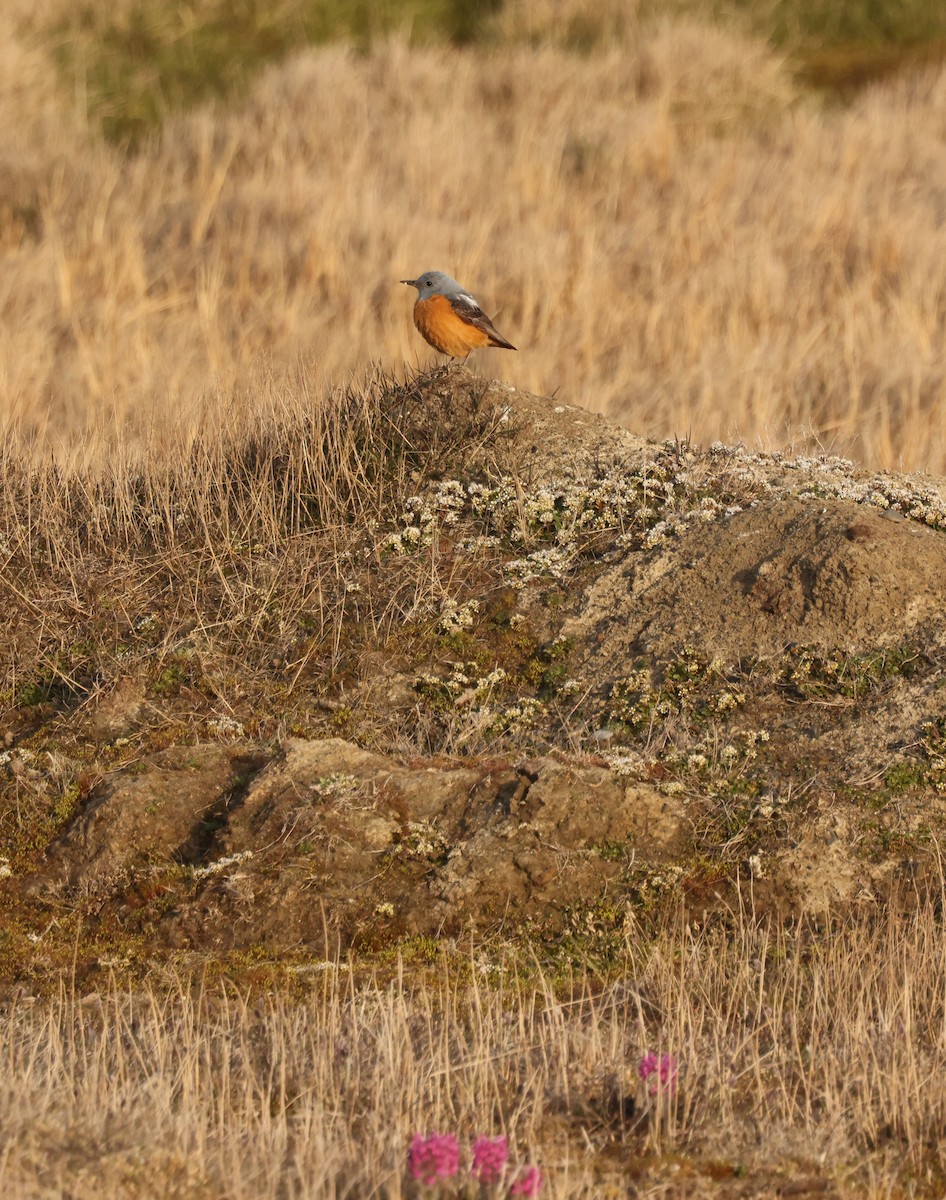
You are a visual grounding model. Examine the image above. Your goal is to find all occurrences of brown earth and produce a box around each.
[10,370,946,971]
[574,495,946,662]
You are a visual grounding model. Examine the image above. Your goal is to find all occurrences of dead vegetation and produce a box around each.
[2,2,946,468]
[5,364,946,971]
[5,897,946,1198]
[3,364,946,1195]
[4,365,946,904]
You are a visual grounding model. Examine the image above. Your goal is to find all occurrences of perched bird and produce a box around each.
[401,271,517,360]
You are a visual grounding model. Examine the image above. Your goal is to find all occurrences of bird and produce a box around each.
[401,271,517,360]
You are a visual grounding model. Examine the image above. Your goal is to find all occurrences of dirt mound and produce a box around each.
[25,716,943,961]
[9,372,946,976]
[569,494,946,667]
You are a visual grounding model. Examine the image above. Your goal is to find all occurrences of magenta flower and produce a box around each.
[470,1134,508,1183]
[638,1051,678,1096]
[510,1165,542,1197]
[408,1133,460,1186]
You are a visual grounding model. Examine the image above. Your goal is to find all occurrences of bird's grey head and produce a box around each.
[400,271,465,301]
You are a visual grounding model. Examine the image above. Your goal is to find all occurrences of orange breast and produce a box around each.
[413,294,490,358]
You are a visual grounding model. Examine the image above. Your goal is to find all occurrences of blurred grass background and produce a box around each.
[53,0,505,144]
[51,0,946,146]
[3,0,946,470]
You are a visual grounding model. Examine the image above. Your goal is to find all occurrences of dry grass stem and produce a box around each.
[3,900,946,1196]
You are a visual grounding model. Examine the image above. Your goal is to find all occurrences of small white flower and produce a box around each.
[208,715,245,738]
[437,598,480,635]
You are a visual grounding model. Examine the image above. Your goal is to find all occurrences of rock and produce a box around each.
[27,745,263,895]
[23,736,685,955]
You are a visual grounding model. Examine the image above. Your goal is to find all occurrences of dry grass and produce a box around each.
[0,3,945,469]
[3,898,946,1197]
[0,367,565,871]
[4,8,946,1195]
[0,368,503,770]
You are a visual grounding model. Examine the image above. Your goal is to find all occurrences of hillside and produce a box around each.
[3,369,946,1196]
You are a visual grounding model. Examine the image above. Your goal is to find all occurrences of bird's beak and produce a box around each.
[400,279,415,286]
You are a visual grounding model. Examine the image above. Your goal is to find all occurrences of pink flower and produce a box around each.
[470,1134,508,1183]
[510,1165,542,1197]
[408,1133,460,1186]
[638,1051,678,1096]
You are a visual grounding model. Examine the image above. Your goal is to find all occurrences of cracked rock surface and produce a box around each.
[28,738,685,955]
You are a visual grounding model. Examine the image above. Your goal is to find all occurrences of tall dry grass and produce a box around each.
[0,366,531,826]
[2,5,946,470]
[3,899,946,1197]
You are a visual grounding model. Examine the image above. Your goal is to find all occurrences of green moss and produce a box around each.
[385,934,440,964]
[882,761,929,794]
[525,637,573,695]
[779,645,920,701]
[590,837,633,863]
[858,819,933,860]
[551,898,634,971]
[150,653,207,698]
[152,663,187,697]
[328,707,355,733]
[16,650,97,709]
[16,677,52,707]
[52,781,85,825]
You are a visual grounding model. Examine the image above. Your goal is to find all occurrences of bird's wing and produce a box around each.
[448,292,516,350]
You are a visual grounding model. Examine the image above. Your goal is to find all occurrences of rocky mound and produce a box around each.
[30,738,685,955]
[8,370,946,976]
